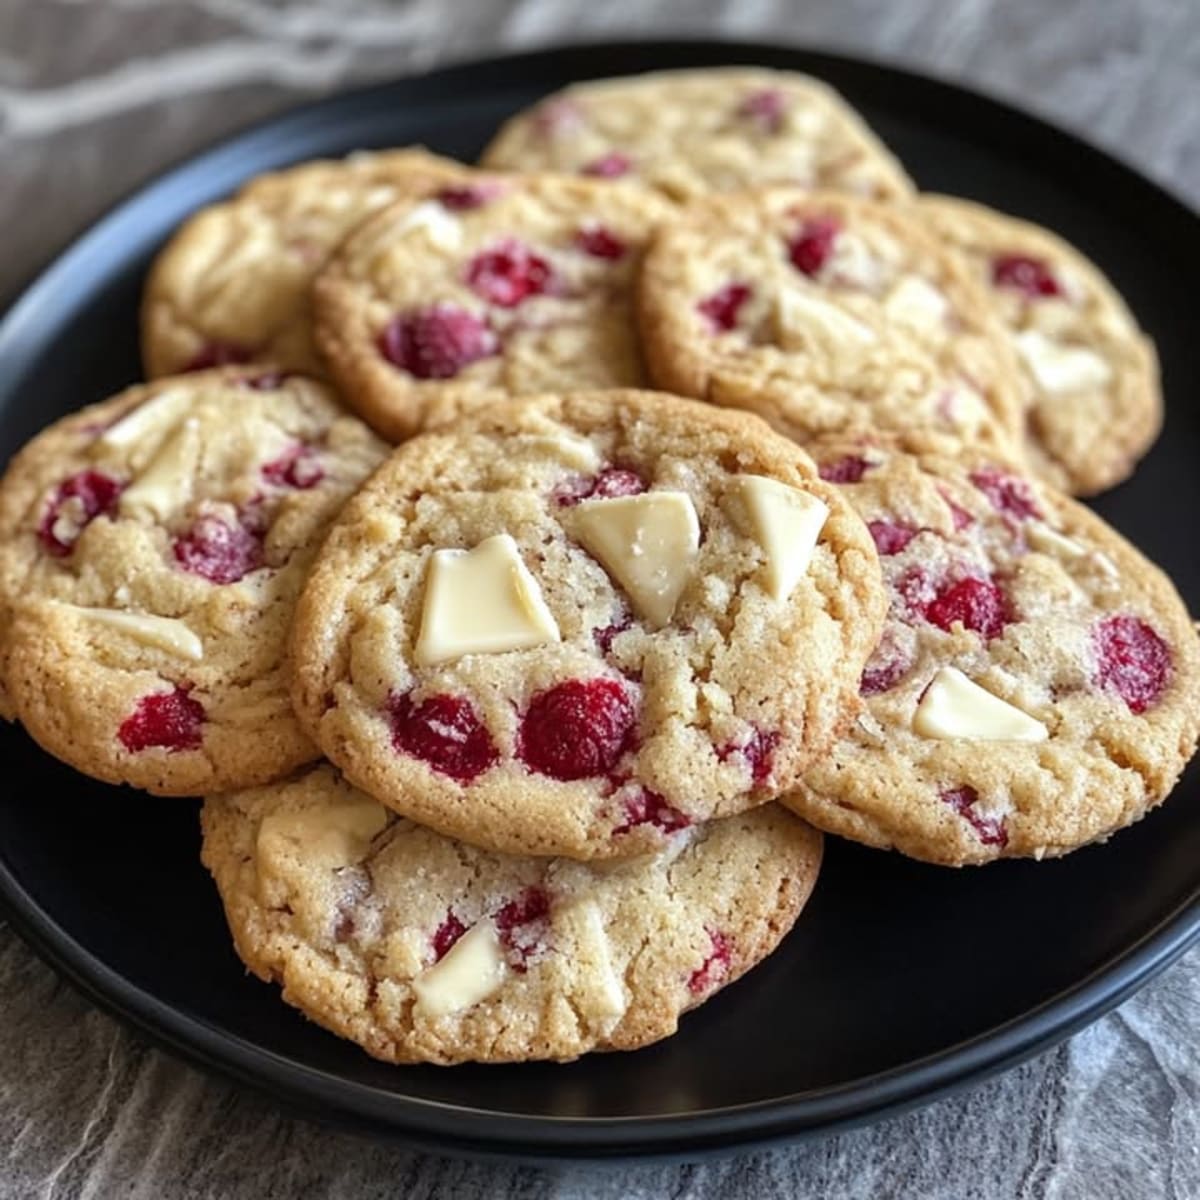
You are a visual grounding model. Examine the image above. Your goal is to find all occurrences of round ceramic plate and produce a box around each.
[0,40,1197,1163]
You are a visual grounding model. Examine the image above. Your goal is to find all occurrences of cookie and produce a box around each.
[637,189,1027,457]
[290,390,886,859]
[479,67,914,202]
[779,435,1200,866]
[918,195,1162,495]
[141,149,470,379]
[312,174,676,441]
[201,763,823,1064]
[0,369,388,795]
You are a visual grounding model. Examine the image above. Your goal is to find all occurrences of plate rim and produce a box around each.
[0,36,1197,1161]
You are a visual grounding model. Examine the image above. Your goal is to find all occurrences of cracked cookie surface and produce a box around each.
[918,194,1161,496]
[637,189,1026,458]
[201,763,823,1064]
[0,370,387,795]
[290,390,886,858]
[780,434,1200,865]
[142,149,469,379]
[479,67,914,202]
[312,173,676,441]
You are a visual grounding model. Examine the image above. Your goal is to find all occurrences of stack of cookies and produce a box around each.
[1,67,1197,1066]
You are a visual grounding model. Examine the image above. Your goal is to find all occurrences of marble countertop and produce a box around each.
[1,1,1197,1196]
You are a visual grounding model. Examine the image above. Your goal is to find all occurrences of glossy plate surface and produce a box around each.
[0,40,1197,1162]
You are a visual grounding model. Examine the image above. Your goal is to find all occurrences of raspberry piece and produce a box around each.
[925,577,1011,641]
[37,470,123,556]
[581,152,631,178]
[240,371,289,391]
[494,886,551,972]
[574,225,627,260]
[940,785,1008,847]
[436,182,503,210]
[172,513,263,584]
[697,282,752,332]
[868,519,918,556]
[613,788,692,836]
[718,727,780,787]
[466,240,554,308]
[940,488,975,531]
[991,254,1062,299]
[594,613,633,654]
[737,87,787,133]
[970,466,1041,522]
[184,340,254,371]
[385,691,498,782]
[554,466,646,507]
[378,305,498,379]
[1092,615,1171,714]
[431,911,467,961]
[860,644,912,696]
[517,678,636,780]
[787,216,841,277]
[261,443,325,490]
[819,455,872,484]
[688,929,732,995]
[117,686,205,753]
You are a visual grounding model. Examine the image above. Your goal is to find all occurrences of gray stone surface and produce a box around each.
[0,1,1196,1195]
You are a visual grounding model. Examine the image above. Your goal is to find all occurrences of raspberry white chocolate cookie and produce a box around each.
[142,149,470,379]
[290,391,886,859]
[0,370,387,795]
[637,189,1027,456]
[312,174,677,441]
[479,67,914,202]
[780,435,1200,866]
[201,764,823,1064]
[919,195,1162,495]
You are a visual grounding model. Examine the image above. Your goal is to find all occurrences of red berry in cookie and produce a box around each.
[991,253,1062,299]
[574,224,627,260]
[1092,615,1171,714]
[868,519,919,556]
[581,152,631,178]
[436,182,503,210]
[553,466,647,507]
[818,455,873,484]
[787,216,840,277]
[688,928,732,995]
[924,576,1011,641]
[466,240,554,308]
[172,512,264,584]
[517,678,637,781]
[118,686,205,753]
[613,788,691,836]
[184,340,255,371]
[494,886,551,972]
[378,305,498,379]
[697,282,752,332]
[940,785,1008,847]
[970,466,1041,522]
[262,443,325,490]
[431,911,467,961]
[737,87,787,133]
[386,691,499,782]
[37,469,123,556]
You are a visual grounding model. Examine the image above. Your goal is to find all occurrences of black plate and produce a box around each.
[1,40,1198,1163]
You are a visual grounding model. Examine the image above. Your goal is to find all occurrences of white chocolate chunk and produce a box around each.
[414,533,560,666]
[775,288,876,354]
[258,800,388,870]
[520,436,601,473]
[1027,521,1086,560]
[560,900,627,1027]
[883,276,950,330]
[826,230,882,290]
[913,667,1048,742]
[397,200,462,251]
[1014,330,1113,394]
[119,417,201,520]
[413,921,507,1018]
[572,492,700,626]
[97,388,192,457]
[728,475,828,601]
[70,606,203,660]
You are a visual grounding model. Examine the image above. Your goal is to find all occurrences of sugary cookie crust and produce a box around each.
[141,149,470,379]
[201,764,823,1064]
[0,369,387,795]
[637,188,1027,457]
[479,67,914,202]
[918,194,1162,496]
[780,434,1200,865]
[291,390,886,859]
[312,173,677,441]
